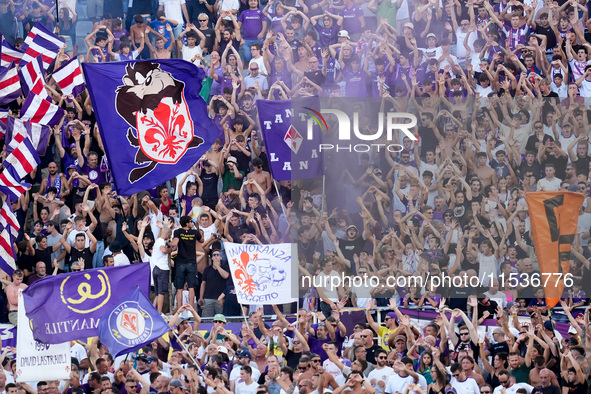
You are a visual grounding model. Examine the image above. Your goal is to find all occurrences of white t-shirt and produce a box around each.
[385,373,415,394]
[67,229,90,247]
[315,270,341,301]
[159,0,186,24]
[537,176,562,191]
[149,209,164,239]
[493,383,533,394]
[478,253,497,286]
[199,223,218,242]
[151,238,170,271]
[181,45,203,66]
[368,367,394,394]
[114,253,131,266]
[579,78,591,96]
[450,376,480,394]
[323,359,347,386]
[70,342,88,365]
[231,368,261,385]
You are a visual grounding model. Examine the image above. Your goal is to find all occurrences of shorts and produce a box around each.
[153,266,169,295]
[8,311,17,326]
[174,263,198,289]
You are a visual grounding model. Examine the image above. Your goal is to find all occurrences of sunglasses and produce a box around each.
[250,68,258,71]
[199,19,208,21]
[311,359,321,363]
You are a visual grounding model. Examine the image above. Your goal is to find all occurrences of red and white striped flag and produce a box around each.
[20,22,64,70]
[3,131,40,180]
[0,167,30,201]
[52,57,85,97]
[0,223,17,276]
[6,116,51,155]
[0,198,20,239]
[18,55,45,97]
[1,39,24,70]
[0,64,21,106]
[20,92,64,126]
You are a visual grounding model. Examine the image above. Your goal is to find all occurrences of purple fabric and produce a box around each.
[238,9,265,40]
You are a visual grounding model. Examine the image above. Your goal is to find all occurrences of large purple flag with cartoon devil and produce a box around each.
[82,60,218,195]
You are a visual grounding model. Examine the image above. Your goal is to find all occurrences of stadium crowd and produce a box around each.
[3,0,591,393]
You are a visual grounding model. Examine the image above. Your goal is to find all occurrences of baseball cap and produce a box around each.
[170,380,187,390]
[337,30,350,39]
[386,312,398,322]
[404,22,414,29]
[236,349,252,359]
[427,33,437,39]
[543,320,554,331]
[217,345,229,354]
[213,314,227,323]
[569,325,579,334]
[226,156,238,165]
[347,225,358,232]
[373,168,382,175]
[394,335,406,342]
[147,355,158,363]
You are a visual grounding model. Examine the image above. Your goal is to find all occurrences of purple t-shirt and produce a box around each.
[342,67,368,97]
[112,28,128,52]
[91,46,110,62]
[78,159,106,185]
[341,4,363,34]
[238,9,265,40]
[267,12,284,33]
[316,24,339,47]
[180,194,196,215]
[207,65,223,96]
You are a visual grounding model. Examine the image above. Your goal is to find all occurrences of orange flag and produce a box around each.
[525,192,584,308]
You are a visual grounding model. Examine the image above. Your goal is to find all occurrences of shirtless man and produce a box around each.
[469,152,497,187]
[246,158,272,196]
[147,24,175,59]
[39,162,69,199]
[529,357,559,387]
[6,270,27,326]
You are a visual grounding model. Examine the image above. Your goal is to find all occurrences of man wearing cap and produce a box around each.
[110,243,130,266]
[221,156,245,193]
[199,249,229,317]
[327,223,369,273]
[365,302,398,351]
[170,379,187,394]
[230,350,261,391]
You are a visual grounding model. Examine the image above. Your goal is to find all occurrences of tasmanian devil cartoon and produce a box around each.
[115,62,203,183]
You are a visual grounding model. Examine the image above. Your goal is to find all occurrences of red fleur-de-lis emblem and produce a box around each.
[283,125,303,154]
[137,94,194,164]
[121,311,139,335]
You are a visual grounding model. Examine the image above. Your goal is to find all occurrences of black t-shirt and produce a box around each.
[337,237,366,267]
[418,126,438,154]
[574,155,591,176]
[17,253,35,273]
[200,171,219,200]
[173,229,202,264]
[230,150,250,174]
[221,285,242,316]
[202,264,229,299]
[197,27,215,54]
[70,247,94,270]
[531,385,561,394]
[284,349,303,369]
[34,247,52,267]
[563,380,588,394]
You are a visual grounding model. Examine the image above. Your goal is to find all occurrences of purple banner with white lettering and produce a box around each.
[22,264,150,344]
[256,98,323,180]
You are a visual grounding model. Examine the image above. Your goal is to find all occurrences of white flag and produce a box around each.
[223,242,296,305]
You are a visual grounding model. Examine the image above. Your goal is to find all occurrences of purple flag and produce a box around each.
[82,60,218,195]
[256,98,324,180]
[98,287,170,357]
[23,264,151,344]
[20,92,64,127]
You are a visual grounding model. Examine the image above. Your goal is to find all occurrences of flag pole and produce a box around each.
[273,181,287,217]
[170,329,206,377]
